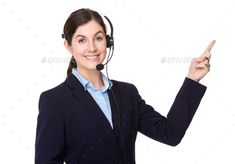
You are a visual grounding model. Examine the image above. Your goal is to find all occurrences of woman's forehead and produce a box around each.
[74,20,105,37]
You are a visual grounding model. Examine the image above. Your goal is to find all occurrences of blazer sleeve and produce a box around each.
[35,91,65,164]
[137,77,207,146]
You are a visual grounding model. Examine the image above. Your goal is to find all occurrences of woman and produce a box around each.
[35,8,216,164]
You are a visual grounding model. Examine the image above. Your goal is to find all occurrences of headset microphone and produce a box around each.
[96,63,104,71]
[96,44,114,71]
[96,15,114,71]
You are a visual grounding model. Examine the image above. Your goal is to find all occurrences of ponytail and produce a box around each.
[67,56,77,76]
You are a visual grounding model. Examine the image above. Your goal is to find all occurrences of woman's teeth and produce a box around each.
[85,55,98,60]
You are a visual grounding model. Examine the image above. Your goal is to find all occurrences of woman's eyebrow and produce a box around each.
[95,31,105,35]
[75,31,105,39]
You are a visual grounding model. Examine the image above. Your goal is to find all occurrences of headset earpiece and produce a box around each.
[103,15,114,48]
[106,35,114,48]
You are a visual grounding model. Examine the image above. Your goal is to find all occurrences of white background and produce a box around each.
[0,0,235,163]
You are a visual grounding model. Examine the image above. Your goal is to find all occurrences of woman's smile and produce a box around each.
[84,54,100,62]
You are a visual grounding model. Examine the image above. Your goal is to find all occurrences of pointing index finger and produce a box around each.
[204,40,216,53]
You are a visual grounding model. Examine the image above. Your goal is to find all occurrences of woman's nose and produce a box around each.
[88,41,98,52]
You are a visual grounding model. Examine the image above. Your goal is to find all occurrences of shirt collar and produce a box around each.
[72,68,112,92]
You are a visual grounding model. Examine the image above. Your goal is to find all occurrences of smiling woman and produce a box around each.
[35,8,215,164]
[64,20,107,80]
[62,9,108,84]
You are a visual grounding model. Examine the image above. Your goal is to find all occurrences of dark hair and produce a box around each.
[63,8,107,75]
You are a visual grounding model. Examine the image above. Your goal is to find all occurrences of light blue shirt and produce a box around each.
[72,68,113,128]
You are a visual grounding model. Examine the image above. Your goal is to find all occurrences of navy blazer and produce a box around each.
[35,73,206,164]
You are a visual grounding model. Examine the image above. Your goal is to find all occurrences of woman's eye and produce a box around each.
[96,36,103,41]
[78,39,86,44]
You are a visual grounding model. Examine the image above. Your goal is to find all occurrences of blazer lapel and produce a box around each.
[65,74,122,155]
[108,85,121,130]
[108,82,128,160]
[65,73,113,131]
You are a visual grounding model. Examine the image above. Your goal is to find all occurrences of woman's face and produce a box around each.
[65,20,107,72]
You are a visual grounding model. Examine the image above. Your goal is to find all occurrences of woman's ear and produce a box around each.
[64,40,73,54]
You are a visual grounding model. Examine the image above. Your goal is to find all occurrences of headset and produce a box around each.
[96,15,114,71]
[61,14,114,71]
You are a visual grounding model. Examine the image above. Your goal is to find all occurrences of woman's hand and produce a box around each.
[187,40,216,82]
